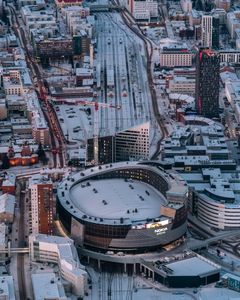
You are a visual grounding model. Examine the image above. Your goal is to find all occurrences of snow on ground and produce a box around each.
[85,268,240,300]
[85,269,194,300]
[199,287,240,300]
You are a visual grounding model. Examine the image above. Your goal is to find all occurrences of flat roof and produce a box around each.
[70,178,167,221]
[166,256,220,276]
[58,161,188,225]
[0,276,15,300]
[32,273,66,300]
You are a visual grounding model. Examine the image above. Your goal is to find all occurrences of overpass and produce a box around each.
[90,3,123,12]
[187,230,240,251]
[0,247,29,256]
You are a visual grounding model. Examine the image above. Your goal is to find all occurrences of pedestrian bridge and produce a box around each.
[0,247,29,256]
[188,230,240,251]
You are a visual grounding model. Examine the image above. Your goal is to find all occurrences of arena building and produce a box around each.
[57,161,188,253]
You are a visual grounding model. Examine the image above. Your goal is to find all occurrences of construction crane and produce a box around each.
[53,98,121,165]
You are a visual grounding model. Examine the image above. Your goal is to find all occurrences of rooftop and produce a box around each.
[0,193,15,216]
[165,255,220,276]
[70,178,167,221]
[0,276,15,300]
[58,161,187,225]
[31,273,67,300]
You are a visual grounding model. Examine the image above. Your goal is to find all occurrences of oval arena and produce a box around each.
[57,161,188,254]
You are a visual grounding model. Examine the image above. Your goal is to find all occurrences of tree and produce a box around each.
[1,154,10,169]
[195,0,204,11]
[37,142,47,164]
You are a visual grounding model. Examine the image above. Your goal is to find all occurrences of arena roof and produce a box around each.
[57,161,188,226]
[70,178,167,221]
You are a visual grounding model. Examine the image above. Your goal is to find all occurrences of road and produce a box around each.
[17,181,27,300]
[7,4,66,168]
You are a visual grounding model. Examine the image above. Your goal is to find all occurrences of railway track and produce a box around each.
[120,11,168,159]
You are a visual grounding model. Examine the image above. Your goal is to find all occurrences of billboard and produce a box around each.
[145,219,169,229]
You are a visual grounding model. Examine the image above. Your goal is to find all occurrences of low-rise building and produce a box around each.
[168,76,195,95]
[2,173,16,195]
[25,92,50,146]
[0,223,7,257]
[29,234,88,298]
[0,276,16,300]
[0,194,15,224]
[55,0,82,8]
[160,45,194,67]
[220,50,240,63]
[0,99,7,120]
[227,11,240,39]
[31,273,67,300]
[214,0,230,11]
[126,0,158,22]
[21,5,56,33]
[180,0,192,13]
[161,125,230,164]
[225,80,240,122]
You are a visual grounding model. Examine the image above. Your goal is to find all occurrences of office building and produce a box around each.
[201,15,213,48]
[195,49,220,118]
[201,14,219,49]
[160,45,194,68]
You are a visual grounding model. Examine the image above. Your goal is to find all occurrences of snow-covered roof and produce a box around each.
[70,178,167,221]
[0,193,15,215]
[58,161,187,226]
[166,255,220,276]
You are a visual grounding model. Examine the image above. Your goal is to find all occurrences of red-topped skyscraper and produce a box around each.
[195,48,220,118]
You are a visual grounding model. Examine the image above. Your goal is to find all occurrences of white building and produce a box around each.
[214,0,230,11]
[128,0,158,22]
[29,234,88,298]
[21,5,56,33]
[25,91,50,146]
[18,0,45,8]
[227,11,240,39]
[225,80,240,122]
[168,76,195,95]
[220,50,240,63]
[201,15,213,47]
[180,0,192,13]
[115,122,150,162]
[0,194,15,224]
[32,273,67,300]
[0,276,16,300]
[0,223,7,256]
[183,167,240,230]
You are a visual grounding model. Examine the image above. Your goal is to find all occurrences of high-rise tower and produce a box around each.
[201,14,219,49]
[201,15,213,48]
[195,49,220,118]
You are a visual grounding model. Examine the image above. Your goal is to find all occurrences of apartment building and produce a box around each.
[29,175,53,235]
